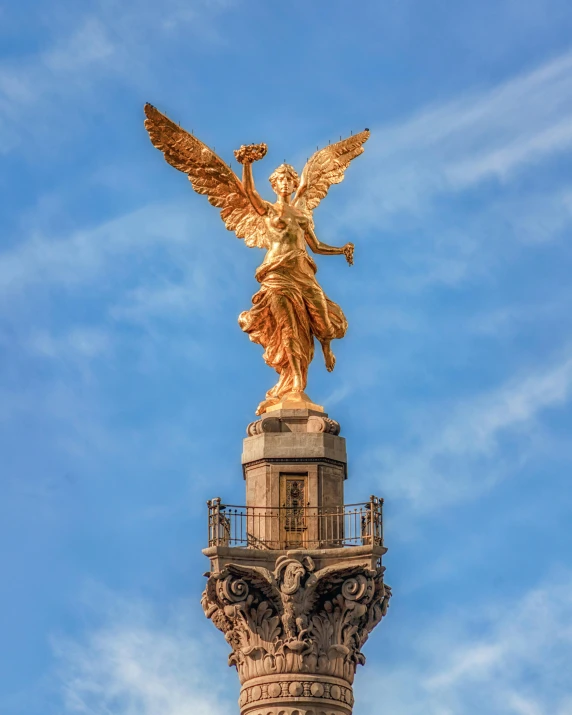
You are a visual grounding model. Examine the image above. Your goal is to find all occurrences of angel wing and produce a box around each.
[144,103,267,248]
[293,129,370,214]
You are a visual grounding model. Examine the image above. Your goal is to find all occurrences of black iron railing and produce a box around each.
[206,496,383,550]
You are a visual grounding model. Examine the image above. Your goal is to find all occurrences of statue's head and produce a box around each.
[269,164,299,197]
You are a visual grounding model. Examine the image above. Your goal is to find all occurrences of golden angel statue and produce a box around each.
[144,104,369,415]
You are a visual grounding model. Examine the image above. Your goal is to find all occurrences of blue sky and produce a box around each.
[1,0,572,713]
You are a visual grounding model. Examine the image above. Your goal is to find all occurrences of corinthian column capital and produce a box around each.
[202,552,391,715]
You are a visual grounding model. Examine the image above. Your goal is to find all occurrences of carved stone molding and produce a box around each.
[247,417,281,436]
[201,553,391,693]
[243,707,349,715]
[246,414,341,436]
[307,415,340,435]
[239,674,353,714]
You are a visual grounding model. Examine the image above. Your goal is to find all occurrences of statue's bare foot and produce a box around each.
[321,341,336,372]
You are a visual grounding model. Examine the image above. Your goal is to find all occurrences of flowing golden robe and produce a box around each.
[239,249,347,399]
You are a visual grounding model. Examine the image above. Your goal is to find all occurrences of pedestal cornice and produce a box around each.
[242,409,347,479]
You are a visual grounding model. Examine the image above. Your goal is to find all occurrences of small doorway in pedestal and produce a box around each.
[279,474,308,548]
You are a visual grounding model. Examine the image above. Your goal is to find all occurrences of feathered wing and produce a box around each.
[144,103,267,248]
[293,129,370,213]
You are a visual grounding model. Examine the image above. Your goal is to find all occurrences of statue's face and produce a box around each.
[272,173,297,197]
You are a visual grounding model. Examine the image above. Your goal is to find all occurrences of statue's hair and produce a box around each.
[269,163,300,191]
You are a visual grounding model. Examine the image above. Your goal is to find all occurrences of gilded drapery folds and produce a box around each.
[239,250,348,400]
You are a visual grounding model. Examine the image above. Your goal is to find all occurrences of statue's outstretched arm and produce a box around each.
[242,163,267,216]
[234,144,268,217]
[305,225,354,265]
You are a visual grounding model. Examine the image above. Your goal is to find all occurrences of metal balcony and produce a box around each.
[206,496,383,550]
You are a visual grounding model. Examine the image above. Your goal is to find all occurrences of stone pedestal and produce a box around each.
[242,410,347,549]
[202,410,391,715]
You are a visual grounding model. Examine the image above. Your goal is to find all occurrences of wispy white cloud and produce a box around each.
[324,51,572,292]
[468,293,572,337]
[29,328,111,361]
[360,572,572,715]
[0,17,115,152]
[0,192,253,330]
[0,0,233,152]
[369,353,572,510]
[110,271,210,324]
[365,51,572,212]
[0,202,191,299]
[490,187,572,244]
[54,593,232,715]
